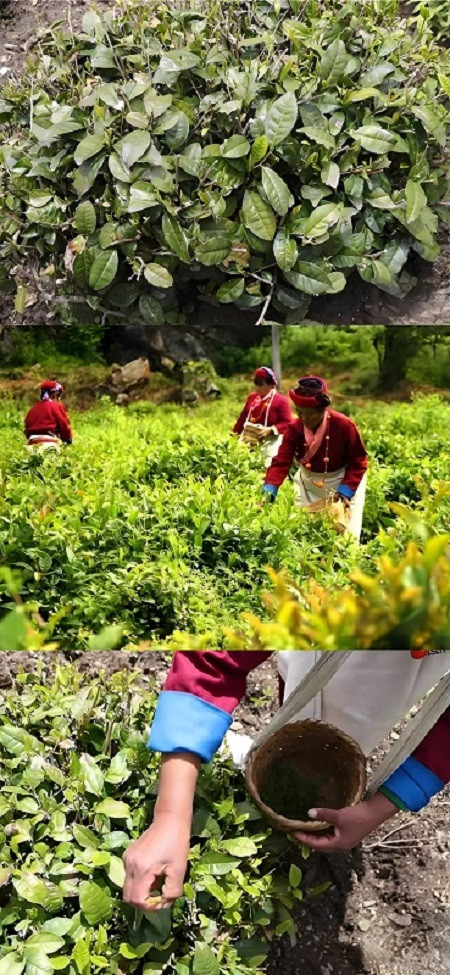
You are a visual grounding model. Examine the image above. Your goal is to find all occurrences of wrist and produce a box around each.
[367,791,400,826]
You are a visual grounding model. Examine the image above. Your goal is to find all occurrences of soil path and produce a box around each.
[1,651,448,975]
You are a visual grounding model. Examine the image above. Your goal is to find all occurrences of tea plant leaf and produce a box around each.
[193,944,220,975]
[264,92,298,146]
[89,251,118,291]
[79,881,113,925]
[241,191,277,240]
[95,799,131,819]
[143,264,173,289]
[74,134,105,166]
[73,201,96,235]
[119,131,151,168]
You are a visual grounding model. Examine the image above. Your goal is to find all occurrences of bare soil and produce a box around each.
[1,651,448,975]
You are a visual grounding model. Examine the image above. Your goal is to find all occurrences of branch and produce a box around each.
[53,295,156,330]
[254,277,276,327]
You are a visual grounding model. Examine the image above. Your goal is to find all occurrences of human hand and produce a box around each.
[258,427,274,440]
[291,793,399,852]
[123,813,190,911]
[333,492,351,509]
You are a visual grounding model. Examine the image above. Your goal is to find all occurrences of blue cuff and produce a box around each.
[382,756,444,812]
[262,484,278,497]
[338,483,355,499]
[147,691,233,764]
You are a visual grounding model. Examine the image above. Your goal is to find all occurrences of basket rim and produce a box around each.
[244,718,367,833]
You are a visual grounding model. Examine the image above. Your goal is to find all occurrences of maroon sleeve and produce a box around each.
[164,651,273,713]
[53,403,73,442]
[272,395,294,435]
[413,705,450,785]
[264,421,298,488]
[233,395,253,435]
[341,421,368,493]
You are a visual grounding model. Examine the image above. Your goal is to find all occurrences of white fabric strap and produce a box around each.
[252,651,353,750]
[251,651,450,793]
[368,670,450,793]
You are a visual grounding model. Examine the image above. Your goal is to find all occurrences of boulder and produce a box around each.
[110,356,151,393]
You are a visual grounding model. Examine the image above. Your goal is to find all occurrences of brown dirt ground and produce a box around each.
[1,651,448,975]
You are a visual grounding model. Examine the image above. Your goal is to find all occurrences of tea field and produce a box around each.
[1,384,449,649]
[0,661,311,975]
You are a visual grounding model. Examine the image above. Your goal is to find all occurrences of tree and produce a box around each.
[0,0,449,331]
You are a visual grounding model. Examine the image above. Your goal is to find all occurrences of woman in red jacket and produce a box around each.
[233,367,293,467]
[123,651,450,911]
[25,380,73,450]
[262,375,368,539]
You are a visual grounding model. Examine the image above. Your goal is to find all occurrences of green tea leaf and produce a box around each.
[216,278,245,303]
[119,131,151,168]
[95,799,131,819]
[264,92,297,147]
[73,201,96,235]
[74,134,105,166]
[221,135,250,159]
[241,190,276,240]
[162,213,190,263]
[261,167,292,216]
[143,263,173,289]
[193,944,219,975]
[89,250,118,291]
[79,881,113,925]
[405,180,427,224]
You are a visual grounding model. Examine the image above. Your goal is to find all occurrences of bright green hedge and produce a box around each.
[1,0,450,326]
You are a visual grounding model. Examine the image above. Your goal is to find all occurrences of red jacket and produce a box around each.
[148,652,450,814]
[25,400,73,443]
[233,391,293,436]
[264,410,367,496]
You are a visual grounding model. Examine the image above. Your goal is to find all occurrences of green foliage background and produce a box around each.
[1,0,450,328]
[0,664,312,975]
[1,380,449,650]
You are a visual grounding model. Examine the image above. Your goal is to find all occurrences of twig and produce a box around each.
[366,819,411,850]
[53,295,159,330]
[254,276,275,326]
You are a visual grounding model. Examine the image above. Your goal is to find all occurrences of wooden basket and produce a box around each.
[245,719,367,833]
[304,497,350,534]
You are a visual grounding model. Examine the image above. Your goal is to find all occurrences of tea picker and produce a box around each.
[232,367,292,467]
[123,651,450,912]
[24,380,73,451]
[262,376,368,539]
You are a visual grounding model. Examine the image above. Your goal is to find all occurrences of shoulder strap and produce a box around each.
[367,670,450,793]
[251,652,450,792]
[252,651,352,749]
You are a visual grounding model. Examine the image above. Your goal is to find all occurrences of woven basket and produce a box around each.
[241,423,264,446]
[304,497,350,534]
[245,719,367,833]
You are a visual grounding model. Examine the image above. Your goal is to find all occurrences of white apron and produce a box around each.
[26,435,61,453]
[278,650,450,756]
[293,465,367,540]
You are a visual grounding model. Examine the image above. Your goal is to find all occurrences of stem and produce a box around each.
[254,276,276,326]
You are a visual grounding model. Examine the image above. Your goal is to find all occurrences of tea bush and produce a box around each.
[1,0,450,327]
[0,386,449,649]
[0,664,314,975]
[410,1,450,42]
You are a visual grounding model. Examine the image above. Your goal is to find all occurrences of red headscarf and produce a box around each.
[289,376,329,408]
[39,380,64,400]
[254,366,278,386]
